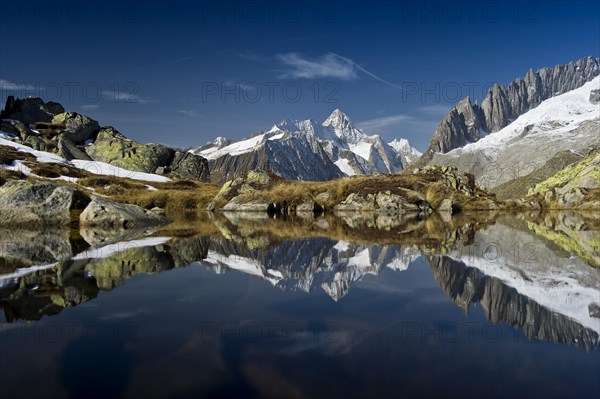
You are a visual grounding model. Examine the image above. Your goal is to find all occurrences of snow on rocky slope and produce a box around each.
[0,132,171,183]
[192,109,420,182]
[430,76,600,189]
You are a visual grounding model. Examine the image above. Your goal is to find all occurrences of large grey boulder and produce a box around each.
[169,151,210,180]
[0,119,34,140]
[80,196,169,228]
[57,135,92,160]
[51,112,100,144]
[0,180,89,226]
[85,127,174,173]
[222,197,270,212]
[0,96,65,124]
[334,193,376,212]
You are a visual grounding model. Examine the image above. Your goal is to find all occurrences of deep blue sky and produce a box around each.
[1,0,598,151]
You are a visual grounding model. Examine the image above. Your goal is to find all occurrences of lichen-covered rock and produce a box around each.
[0,96,65,124]
[169,151,210,181]
[222,197,270,212]
[0,119,34,140]
[51,112,100,144]
[530,150,600,209]
[57,135,92,160]
[85,127,174,173]
[24,135,50,151]
[208,170,275,211]
[80,196,169,228]
[375,191,419,214]
[0,180,89,226]
[334,193,376,212]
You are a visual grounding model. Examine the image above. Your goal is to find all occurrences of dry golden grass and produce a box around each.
[25,162,87,179]
[110,185,219,220]
[425,181,455,209]
[241,174,442,208]
[0,145,35,165]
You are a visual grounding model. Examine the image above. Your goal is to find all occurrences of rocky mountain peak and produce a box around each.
[414,56,600,166]
[323,108,351,127]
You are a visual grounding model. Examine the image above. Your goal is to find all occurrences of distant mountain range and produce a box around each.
[191,109,421,183]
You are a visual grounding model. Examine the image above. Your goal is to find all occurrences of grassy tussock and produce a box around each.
[0,145,35,165]
[243,174,442,208]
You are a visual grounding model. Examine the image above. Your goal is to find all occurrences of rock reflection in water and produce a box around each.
[0,210,598,351]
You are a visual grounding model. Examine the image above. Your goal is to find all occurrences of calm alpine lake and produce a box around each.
[1,211,599,399]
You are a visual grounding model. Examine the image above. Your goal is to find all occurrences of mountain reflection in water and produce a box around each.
[1,211,598,351]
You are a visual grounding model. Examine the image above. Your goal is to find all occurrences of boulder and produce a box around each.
[222,197,270,212]
[24,135,50,151]
[80,196,169,228]
[590,89,600,104]
[375,191,419,214]
[334,193,376,212]
[57,135,92,160]
[0,119,34,140]
[0,180,89,226]
[169,151,210,181]
[51,112,100,144]
[85,127,174,173]
[208,170,275,210]
[0,96,65,124]
[296,201,316,213]
[437,198,453,214]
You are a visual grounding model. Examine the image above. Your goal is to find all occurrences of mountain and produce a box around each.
[388,138,422,165]
[192,109,420,183]
[429,76,600,195]
[415,56,600,165]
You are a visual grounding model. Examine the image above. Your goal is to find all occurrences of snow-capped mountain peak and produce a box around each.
[322,108,368,144]
[388,138,423,165]
[191,109,419,181]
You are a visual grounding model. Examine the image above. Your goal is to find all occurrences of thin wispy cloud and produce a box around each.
[177,109,203,118]
[277,53,357,80]
[276,53,403,90]
[102,90,159,104]
[356,114,414,131]
[0,79,36,91]
[417,104,450,116]
[329,53,404,90]
[80,104,100,110]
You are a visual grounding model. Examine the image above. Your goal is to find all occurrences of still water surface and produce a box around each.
[1,211,599,398]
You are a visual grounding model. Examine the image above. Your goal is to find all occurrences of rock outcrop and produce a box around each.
[0,96,65,125]
[529,150,600,209]
[79,196,169,228]
[0,180,89,226]
[85,127,210,180]
[51,112,100,144]
[417,56,600,164]
[85,127,174,173]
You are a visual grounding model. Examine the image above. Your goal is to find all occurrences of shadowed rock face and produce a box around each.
[201,134,344,184]
[418,56,600,164]
[428,256,599,351]
[0,96,65,125]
